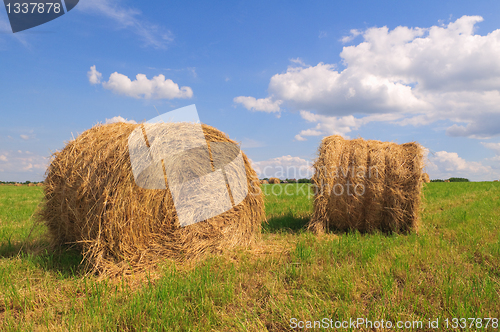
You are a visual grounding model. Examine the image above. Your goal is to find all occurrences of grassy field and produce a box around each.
[0,182,499,331]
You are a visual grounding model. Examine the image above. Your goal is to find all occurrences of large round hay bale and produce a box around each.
[422,173,430,183]
[40,122,265,275]
[268,177,280,184]
[260,179,269,184]
[308,135,424,234]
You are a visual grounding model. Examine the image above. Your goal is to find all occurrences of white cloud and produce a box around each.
[341,29,362,43]
[239,16,500,140]
[89,66,193,100]
[20,135,30,140]
[319,31,328,39]
[233,96,282,114]
[88,65,102,85]
[290,58,307,66]
[105,116,137,124]
[77,0,173,49]
[0,150,48,180]
[481,142,500,155]
[426,150,496,180]
[294,135,307,141]
[252,155,313,179]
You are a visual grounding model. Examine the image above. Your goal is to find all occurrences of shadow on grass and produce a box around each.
[263,213,310,233]
[0,238,84,277]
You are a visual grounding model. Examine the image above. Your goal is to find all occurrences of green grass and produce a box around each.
[0,182,499,331]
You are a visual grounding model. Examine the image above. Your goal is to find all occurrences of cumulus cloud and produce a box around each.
[19,131,35,141]
[88,66,193,100]
[233,96,282,114]
[105,116,137,124]
[77,0,173,49]
[88,65,102,85]
[237,16,500,139]
[341,29,362,43]
[252,155,313,179]
[481,142,500,155]
[426,150,496,180]
[0,150,48,180]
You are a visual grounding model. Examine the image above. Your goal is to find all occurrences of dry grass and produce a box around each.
[268,178,280,184]
[308,135,424,234]
[39,122,265,276]
[422,172,430,183]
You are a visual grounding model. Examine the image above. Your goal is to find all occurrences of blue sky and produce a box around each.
[1,0,500,182]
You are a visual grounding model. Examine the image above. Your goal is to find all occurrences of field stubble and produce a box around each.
[0,182,499,331]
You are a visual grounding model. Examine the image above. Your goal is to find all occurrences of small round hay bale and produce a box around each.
[36,183,44,187]
[422,173,430,183]
[40,122,265,275]
[28,183,35,187]
[444,179,450,182]
[260,179,269,184]
[494,180,499,182]
[14,183,22,187]
[308,135,424,234]
[268,177,280,184]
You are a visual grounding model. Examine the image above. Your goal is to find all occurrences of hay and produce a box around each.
[308,135,424,234]
[14,183,22,187]
[444,179,450,182]
[260,180,269,184]
[40,122,265,276]
[268,177,280,184]
[422,173,430,183]
[28,183,35,187]
[36,183,44,187]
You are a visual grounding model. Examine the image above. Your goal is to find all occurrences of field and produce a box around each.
[0,182,499,331]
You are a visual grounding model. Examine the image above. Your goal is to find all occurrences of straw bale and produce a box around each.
[260,180,269,184]
[14,183,22,187]
[268,177,280,184]
[40,122,265,276]
[422,173,430,183]
[308,135,424,234]
[444,179,450,182]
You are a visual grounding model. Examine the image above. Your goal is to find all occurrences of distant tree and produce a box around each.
[298,178,312,183]
[431,179,444,182]
[449,177,469,182]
